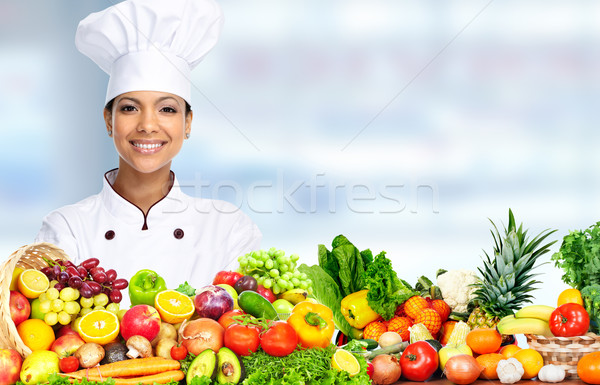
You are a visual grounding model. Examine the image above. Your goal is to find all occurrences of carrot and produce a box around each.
[63,370,185,385]
[60,357,180,380]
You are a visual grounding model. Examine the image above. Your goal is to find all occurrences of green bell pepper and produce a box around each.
[129,269,167,306]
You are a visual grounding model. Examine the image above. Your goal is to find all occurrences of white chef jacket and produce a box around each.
[35,169,262,292]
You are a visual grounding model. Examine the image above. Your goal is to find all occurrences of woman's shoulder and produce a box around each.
[42,193,103,220]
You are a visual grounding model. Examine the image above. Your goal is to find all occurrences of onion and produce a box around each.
[179,318,224,355]
[371,354,402,385]
[444,354,483,385]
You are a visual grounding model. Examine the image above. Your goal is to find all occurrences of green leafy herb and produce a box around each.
[343,339,368,351]
[240,345,370,385]
[37,374,179,385]
[189,375,214,385]
[363,251,417,320]
[175,281,196,296]
[317,235,372,297]
[551,222,600,290]
[298,264,352,336]
[179,351,197,375]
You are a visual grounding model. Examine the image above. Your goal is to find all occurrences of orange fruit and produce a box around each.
[557,288,584,307]
[9,267,24,291]
[466,328,502,355]
[363,321,387,341]
[78,309,120,344]
[17,269,49,299]
[154,289,195,324]
[17,319,55,351]
[499,344,521,358]
[404,296,429,319]
[512,348,544,379]
[476,353,504,380]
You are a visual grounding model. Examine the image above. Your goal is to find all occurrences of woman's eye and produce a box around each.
[121,105,137,112]
[161,106,177,113]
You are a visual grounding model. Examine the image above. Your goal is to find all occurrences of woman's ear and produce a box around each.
[103,108,113,136]
[185,110,193,139]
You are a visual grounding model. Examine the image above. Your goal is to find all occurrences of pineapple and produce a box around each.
[467,209,557,329]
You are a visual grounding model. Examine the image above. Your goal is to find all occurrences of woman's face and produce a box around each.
[104,91,192,175]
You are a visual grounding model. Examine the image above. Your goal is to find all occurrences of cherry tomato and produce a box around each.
[366,362,374,379]
[224,324,260,356]
[549,303,590,337]
[400,341,439,381]
[578,351,600,384]
[170,344,188,360]
[59,356,79,373]
[259,321,298,357]
[212,271,243,287]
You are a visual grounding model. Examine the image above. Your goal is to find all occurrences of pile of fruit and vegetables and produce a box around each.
[1,209,600,385]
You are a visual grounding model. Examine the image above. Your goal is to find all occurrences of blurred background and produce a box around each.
[1,0,600,308]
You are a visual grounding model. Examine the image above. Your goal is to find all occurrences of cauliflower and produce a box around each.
[436,269,480,313]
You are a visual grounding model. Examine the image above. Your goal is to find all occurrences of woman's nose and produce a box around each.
[138,110,159,133]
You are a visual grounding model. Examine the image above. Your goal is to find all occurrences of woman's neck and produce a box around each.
[112,161,173,215]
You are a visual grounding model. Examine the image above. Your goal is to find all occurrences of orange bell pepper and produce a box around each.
[287,301,335,348]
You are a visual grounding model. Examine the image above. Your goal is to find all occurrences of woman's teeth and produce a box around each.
[133,143,163,149]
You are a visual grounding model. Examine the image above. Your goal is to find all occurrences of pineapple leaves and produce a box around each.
[473,209,558,318]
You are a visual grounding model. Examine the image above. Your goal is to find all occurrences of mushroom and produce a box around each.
[75,342,105,368]
[126,335,153,358]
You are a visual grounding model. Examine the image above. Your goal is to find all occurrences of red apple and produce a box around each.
[56,324,79,339]
[256,285,276,303]
[9,291,30,326]
[0,349,22,385]
[51,334,85,358]
[120,305,161,341]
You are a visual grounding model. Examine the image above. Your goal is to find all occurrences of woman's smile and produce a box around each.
[131,140,167,154]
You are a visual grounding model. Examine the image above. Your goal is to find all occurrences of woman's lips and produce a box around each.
[130,140,165,154]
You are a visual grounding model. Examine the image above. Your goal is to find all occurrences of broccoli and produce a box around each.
[581,284,600,334]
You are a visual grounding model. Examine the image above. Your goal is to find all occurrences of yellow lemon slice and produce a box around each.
[155,289,195,324]
[331,349,360,376]
[17,269,49,299]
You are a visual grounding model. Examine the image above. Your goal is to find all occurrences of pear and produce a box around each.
[20,350,59,384]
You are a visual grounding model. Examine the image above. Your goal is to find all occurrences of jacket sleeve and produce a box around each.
[34,211,81,263]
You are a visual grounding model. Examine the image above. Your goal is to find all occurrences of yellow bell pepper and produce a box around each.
[287,302,335,349]
[340,289,380,329]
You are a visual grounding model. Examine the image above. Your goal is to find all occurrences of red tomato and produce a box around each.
[259,321,298,357]
[170,344,188,360]
[549,303,590,337]
[224,324,260,356]
[59,356,79,373]
[218,309,246,330]
[400,341,439,381]
[213,271,243,287]
[578,351,600,384]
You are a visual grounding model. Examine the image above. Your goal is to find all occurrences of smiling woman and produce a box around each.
[33,0,262,292]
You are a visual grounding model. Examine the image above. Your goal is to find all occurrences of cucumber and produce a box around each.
[237,290,278,320]
[357,338,379,350]
[186,348,218,384]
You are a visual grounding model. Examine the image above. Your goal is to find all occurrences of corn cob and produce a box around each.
[445,320,471,346]
[408,323,433,344]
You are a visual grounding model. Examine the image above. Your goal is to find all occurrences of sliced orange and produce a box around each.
[332,349,360,376]
[78,309,120,344]
[154,289,195,324]
[17,319,55,351]
[17,269,49,298]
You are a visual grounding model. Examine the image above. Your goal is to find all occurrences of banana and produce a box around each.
[496,317,553,337]
[277,289,309,305]
[515,305,555,322]
[496,315,516,330]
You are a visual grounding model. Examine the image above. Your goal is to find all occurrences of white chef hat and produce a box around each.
[75,0,223,105]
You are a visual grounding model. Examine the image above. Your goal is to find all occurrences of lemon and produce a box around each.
[331,349,360,376]
[17,269,49,299]
[9,267,24,291]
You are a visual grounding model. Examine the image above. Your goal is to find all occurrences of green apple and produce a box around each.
[29,298,45,320]
[272,299,294,314]
[216,284,240,309]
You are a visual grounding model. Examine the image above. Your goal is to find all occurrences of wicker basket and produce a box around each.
[0,242,69,357]
[526,332,600,379]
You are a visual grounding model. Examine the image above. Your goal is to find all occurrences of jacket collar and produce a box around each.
[101,168,187,230]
